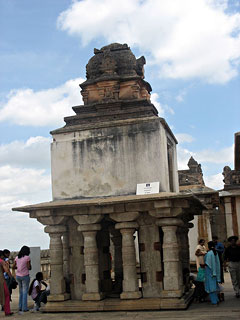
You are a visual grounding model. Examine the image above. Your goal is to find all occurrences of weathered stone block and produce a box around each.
[154,200,172,208]
[125,201,153,212]
[73,214,102,225]
[110,211,139,222]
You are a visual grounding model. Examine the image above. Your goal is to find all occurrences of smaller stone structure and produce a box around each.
[220,132,240,238]
[178,157,205,186]
[178,157,221,264]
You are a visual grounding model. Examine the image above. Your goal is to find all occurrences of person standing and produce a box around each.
[0,250,13,316]
[3,250,11,296]
[204,241,221,305]
[195,239,207,270]
[224,236,240,298]
[12,246,31,314]
[212,236,225,283]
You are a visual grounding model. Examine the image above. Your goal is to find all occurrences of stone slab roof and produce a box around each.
[12,192,205,213]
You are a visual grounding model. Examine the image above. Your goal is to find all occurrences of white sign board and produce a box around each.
[136,182,160,195]
[29,247,41,280]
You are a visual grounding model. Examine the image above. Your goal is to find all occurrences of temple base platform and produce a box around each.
[43,289,194,312]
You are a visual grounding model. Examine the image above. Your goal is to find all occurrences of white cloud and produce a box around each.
[204,173,224,190]
[177,144,231,190]
[151,92,174,116]
[0,165,51,250]
[177,146,194,170]
[151,93,164,116]
[0,166,51,202]
[177,144,234,169]
[176,133,194,144]
[57,0,240,84]
[196,145,234,164]
[0,214,50,251]
[176,89,187,102]
[0,136,51,169]
[0,78,84,127]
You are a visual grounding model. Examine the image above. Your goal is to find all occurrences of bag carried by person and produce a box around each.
[196,267,205,282]
[9,277,18,290]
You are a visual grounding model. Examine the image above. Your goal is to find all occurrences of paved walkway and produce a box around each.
[1,273,239,319]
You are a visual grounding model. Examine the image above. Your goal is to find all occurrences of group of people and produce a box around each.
[0,245,50,316]
[194,235,240,305]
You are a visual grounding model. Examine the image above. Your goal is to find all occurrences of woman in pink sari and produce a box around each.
[0,250,13,316]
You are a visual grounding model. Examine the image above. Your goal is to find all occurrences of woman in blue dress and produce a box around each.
[204,241,221,305]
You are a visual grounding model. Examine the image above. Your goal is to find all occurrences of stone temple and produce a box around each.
[13,43,204,311]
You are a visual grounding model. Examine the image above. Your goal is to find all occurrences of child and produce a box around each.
[194,264,207,302]
[218,283,225,302]
[28,272,50,311]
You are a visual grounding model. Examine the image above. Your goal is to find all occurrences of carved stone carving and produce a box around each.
[223,166,232,185]
[85,43,138,81]
[222,165,240,189]
[178,156,205,186]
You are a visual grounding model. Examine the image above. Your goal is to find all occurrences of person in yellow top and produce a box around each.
[195,239,207,270]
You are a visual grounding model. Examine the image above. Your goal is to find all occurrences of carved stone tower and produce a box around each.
[51,43,179,200]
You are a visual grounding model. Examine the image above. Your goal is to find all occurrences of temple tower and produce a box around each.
[50,43,179,200]
[13,43,204,312]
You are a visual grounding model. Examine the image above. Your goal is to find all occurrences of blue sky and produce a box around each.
[0,0,240,250]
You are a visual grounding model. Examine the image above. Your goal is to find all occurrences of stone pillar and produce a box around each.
[78,223,104,301]
[234,131,240,171]
[115,222,141,299]
[179,223,193,292]
[224,197,233,237]
[62,231,71,294]
[62,232,70,279]
[181,224,192,272]
[109,227,123,294]
[176,226,184,292]
[198,210,212,242]
[156,218,184,298]
[45,225,69,301]
[97,226,112,293]
[68,218,85,300]
[138,223,162,298]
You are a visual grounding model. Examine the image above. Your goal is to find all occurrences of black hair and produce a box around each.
[18,246,30,258]
[28,272,43,296]
[228,236,238,242]
[36,272,43,280]
[0,250,4,258]
[199,239,205,244]
[208,241,216,254]
[3,249,10,256]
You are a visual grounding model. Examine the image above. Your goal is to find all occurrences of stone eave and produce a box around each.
[219,189,240,197]
[71,98,154,114]
[12,192,205,214]
[179,185,217,194]
[50,116,165,136]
